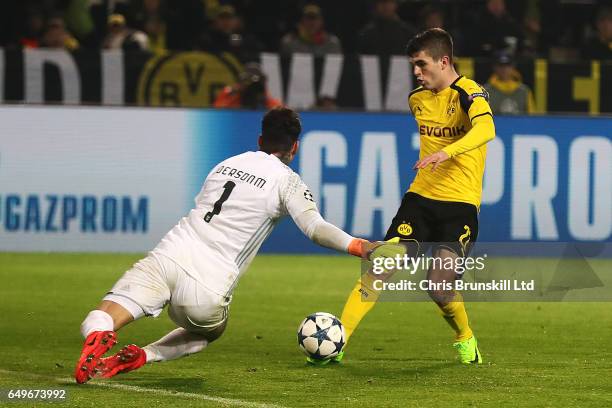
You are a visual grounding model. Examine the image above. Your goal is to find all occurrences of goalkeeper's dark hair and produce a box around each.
[406,28,453,63]
[260,107,302,153]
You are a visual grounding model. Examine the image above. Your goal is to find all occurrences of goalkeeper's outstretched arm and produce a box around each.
[291,208,367,257]
[283,177,402,259]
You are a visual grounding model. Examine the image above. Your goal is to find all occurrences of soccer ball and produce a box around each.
[297,312,346,361]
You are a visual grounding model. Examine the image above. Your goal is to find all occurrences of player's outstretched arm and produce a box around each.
[292,209,404,259]
[292,207,370,258]
[281,172,403,259]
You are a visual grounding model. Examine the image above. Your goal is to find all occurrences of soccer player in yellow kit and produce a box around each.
[340,28,495,364]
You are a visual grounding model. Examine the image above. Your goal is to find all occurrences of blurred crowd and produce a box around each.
[1,0,611,62]
[0,0,609,113]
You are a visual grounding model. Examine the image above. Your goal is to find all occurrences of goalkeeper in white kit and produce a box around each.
[74,107,402,383]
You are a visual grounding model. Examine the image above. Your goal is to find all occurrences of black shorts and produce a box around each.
[384,192,479,257]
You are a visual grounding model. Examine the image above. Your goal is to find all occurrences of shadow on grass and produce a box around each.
[58,374,206,394]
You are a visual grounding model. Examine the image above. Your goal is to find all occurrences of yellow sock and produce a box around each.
[340,236,406,343]
[438,291,473,342]
[340,276,380,343]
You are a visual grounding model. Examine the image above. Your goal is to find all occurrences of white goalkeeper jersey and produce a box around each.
[152,151,317,297]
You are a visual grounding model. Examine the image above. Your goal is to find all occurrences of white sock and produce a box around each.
[80,310,114,338]
[143,328,208,363]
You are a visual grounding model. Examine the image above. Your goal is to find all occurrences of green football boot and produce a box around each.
[306,351,344,366]
[330,350,344,363]
[453,336,483,364]
[306,356,331,366]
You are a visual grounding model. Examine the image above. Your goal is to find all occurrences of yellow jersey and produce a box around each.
[408,76,495,208]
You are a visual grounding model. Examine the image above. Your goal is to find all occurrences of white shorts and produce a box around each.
[104,253,230,334]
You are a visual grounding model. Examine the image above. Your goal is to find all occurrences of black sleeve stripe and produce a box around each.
[470,112,493,122]
[450,83,472,114]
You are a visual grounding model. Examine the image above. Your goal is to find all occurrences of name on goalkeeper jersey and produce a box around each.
[215,166,267,189]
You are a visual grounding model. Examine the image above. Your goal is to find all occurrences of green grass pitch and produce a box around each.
[1,253,611,407]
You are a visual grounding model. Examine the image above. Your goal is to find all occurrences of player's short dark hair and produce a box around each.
[260,107,302,154]
[406,28,454,62]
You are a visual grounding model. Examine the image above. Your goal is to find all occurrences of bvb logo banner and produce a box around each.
[137,52,242,107]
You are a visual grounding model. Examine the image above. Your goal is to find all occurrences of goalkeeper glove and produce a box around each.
[347,238,406,261]
[364,238,406,262]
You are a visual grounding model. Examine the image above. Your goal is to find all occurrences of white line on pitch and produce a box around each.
[0,369,286,408]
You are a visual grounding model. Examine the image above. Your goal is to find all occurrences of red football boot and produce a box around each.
[74,331,117,384]
[95,344,147,379]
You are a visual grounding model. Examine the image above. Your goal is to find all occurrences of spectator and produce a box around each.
[103,14,149,51]
[522,0,542,58]
[418,5,464,55]
[357,0,416,56]
[313,95,338,110]
[420,5,444,31]
[19,7,45,48]
[313,0,370,54]
[232,0,295,52]
[199,5,263,62]
[582,6,612,60]
[40,16,80,50]
[468,0,523,56]
[280,4,342,56]
[484,52,535,115]
[132,0,168,54]
[64,0,95,42]
[214,63,282,110]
